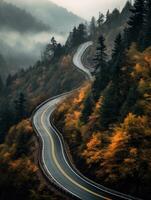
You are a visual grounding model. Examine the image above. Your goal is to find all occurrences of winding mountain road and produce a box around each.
[32,42,140,200]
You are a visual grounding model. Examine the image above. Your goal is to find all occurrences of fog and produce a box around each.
[0,0,79,75]
[0,29,67,72]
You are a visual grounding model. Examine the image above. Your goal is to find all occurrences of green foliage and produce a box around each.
[97,12,104,28]
[92,35,109,100]
[14,93,27,123]
[142,0,151,49]
[66,23,88,48]
[125,0,147,49]
[90,17,97,38]
[81,92,94,123]
[100,83,120,128]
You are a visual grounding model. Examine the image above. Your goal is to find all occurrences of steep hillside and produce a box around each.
[54,45,151,200]
[54,1,151,199]
[0,119,70,200]
[0,0,84,77]
[6,0,84,34]
[0,40,84,199]
[101,1,132,54]
[0,1,49,33]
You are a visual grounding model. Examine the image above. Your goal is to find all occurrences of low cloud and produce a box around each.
[0,29,67,73]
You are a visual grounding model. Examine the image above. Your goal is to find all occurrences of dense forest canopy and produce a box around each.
[0,0,151,199]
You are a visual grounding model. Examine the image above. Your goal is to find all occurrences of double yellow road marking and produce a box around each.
[41,105,111,200]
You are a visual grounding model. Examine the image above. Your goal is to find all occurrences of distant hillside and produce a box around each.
[99,1,132,55]
[105,2,132,52]
[6,0,84,34]
[54,1,151,199]
[0,1,49,33]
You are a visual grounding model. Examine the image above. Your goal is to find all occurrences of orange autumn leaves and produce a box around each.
[56,82,91,130]
[54,45,151,190]
[82,132,102,166]
[0,119,38,175]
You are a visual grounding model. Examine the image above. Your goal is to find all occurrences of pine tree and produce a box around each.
[106,10,110,21]
[143,0,151,49]
[90,17,96,38]
[54,43,64,57]
[94,35,107,74]
[127,0,145,47]
[80,92,94,123]
[111,33,125,83]
[77,23,87,44]
[14,93,27,122]
[51,37,57,51]
[100,83,119,128]
[93,35,108,100]
[97,12,104,28]
[99,34,130,128]
[72,27,78,46]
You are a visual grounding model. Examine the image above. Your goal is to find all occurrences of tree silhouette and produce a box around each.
[14,93,27,122]
[127,0,145,47]
[94,35,107,74]
[142,0,151,49]
[111,33,125,83]
[93,35,108,100]
[90,17,96,38]
[97,12,104,28]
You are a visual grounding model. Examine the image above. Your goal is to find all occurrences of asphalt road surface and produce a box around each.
[33,42,140,200]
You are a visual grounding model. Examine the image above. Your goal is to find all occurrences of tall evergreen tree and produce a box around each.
[111,33,125,83]
[106,10,110,21]
[14,93,27,122]
[93,35,108,100]
[94,35,107,74]
[71,24,87,46]
[143,0,151,49]
[126,0,145,47]
[51,37,57,51]
[90,17,96,38]
[77,23,87,44]
[97,12,104,28]
[72,27,78,46]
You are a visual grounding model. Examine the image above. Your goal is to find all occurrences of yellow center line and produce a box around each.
[41,105,111,200]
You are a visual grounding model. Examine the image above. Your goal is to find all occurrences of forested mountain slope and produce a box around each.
[54,1,151,199]
[0,28,87,199]
[0,1,49,32]
[6,0,84,34]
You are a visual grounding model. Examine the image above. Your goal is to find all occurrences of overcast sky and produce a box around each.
[50,0,129,19]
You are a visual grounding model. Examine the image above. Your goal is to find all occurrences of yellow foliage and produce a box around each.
[9,158,38,173]
[65,111,81,128]
[82,132,102,166]
[86,133,101,150]
[73,83,91,104]
[104,131,128,159]
[122,113,148,133]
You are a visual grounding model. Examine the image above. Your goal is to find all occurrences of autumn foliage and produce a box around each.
[54,46,151,198]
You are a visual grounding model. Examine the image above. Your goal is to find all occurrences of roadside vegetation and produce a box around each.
[0,0,151,199]
[54,1,151,199]
[0,20,87,200]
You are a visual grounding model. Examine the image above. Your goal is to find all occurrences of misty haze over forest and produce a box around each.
[0,0,83,78]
